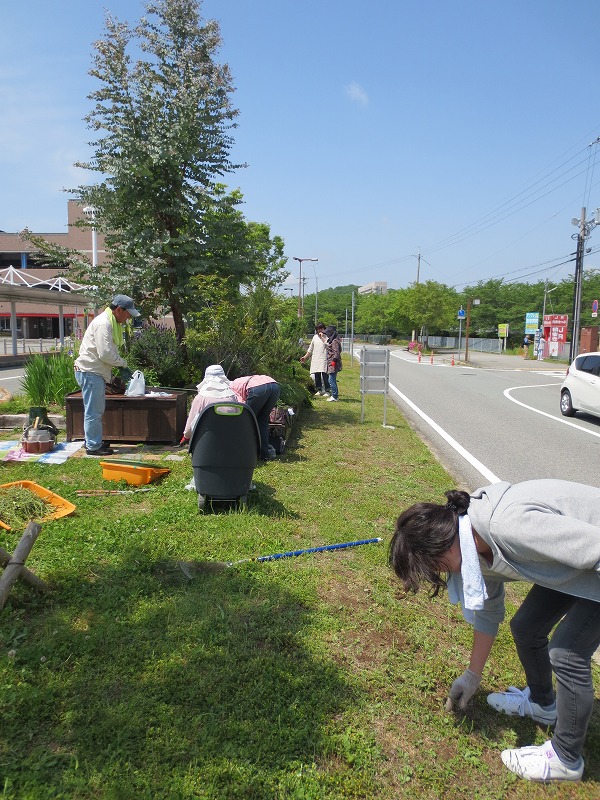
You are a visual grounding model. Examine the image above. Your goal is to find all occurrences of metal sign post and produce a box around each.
[457,307,465,360]
[359,347,394,428]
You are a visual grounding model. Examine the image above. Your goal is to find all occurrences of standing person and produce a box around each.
[74,294,140,456]
[230,374,280,460]
[324,325,342,402]
[388,479,600,783]
[180,364,238,443]
[300,323,330,396]
[523,335,531,357]
[537,332,546,361]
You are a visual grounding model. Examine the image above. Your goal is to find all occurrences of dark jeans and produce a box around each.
[510,584,600,764]
[314,372,330,392]
[245,382,280,458]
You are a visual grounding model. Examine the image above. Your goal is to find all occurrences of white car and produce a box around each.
[560,353,600,418]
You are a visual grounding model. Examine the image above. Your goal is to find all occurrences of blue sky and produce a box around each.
[2,0,600,293]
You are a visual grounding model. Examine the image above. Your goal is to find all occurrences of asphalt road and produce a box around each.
[386,348,600,490]
[0,366,24,396]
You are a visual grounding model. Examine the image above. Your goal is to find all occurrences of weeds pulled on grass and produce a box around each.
[0,486,56,529]
[0,358,598,799]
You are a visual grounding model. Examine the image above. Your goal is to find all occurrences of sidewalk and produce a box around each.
[455,351,567,372]
[407,348,568,372]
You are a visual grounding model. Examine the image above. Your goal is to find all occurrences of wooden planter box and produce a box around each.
[65,389,187,445]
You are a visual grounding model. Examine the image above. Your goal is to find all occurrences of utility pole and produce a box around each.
[464,298,480,363]
[570,207,586,362]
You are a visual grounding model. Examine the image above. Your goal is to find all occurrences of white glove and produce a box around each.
[446,669,481,711]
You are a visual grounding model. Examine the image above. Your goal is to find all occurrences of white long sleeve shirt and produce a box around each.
[74,309,128,383]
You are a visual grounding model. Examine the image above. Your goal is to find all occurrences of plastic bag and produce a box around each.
[125,370,146,397]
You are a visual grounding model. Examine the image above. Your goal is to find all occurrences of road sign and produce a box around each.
[593,299,598,318]
[525,312,539,334]
[458,308,465,319]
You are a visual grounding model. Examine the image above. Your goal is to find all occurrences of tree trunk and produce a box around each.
[168,296,188,363]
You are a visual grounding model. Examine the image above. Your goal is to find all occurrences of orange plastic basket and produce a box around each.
[0,480,77,531]
[99,460,171,486]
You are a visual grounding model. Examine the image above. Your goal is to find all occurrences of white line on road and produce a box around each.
[504,384,600,440]
[388,381,502,484]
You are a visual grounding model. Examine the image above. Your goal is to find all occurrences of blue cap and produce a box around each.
[111,294,140,317]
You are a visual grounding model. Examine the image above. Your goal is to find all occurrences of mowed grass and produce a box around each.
[0,360,599,799]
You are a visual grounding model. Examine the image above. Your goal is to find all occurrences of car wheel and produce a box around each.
[560,389,576,417]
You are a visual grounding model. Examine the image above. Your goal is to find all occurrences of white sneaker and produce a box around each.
[315,390,324,396]
[321,391,329,397]
[487,686,557,726]
[326,396,338,402]
[501,740,583,782]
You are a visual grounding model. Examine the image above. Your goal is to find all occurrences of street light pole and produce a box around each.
[293,257,318,318]
[82,206,98,269]
[313,265,319,324]
[542,282,558,325]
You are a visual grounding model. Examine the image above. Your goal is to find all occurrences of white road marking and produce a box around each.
[388,381,502,484]
[504,384,600,440]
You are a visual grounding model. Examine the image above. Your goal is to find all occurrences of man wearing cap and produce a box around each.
[74,294,141,456]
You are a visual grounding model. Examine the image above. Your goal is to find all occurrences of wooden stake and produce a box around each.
[0,522,44,610]
[0,546,49,594]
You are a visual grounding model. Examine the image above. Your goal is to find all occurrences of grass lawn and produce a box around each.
[0,360,599,799]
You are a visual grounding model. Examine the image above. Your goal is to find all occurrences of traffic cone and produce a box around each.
[451,354,455,366]
[430,351,434,365]
[418,351,421,363]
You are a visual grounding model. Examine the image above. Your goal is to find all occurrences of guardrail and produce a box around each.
[0,337,73,355]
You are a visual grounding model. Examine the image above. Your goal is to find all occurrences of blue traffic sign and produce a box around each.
[458,308,465,319]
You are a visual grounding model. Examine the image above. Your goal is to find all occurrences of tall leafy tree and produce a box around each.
[73,0,256,343]
[404,281,457,335]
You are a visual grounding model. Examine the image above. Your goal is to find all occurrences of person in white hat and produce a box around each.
[181,365,237,441]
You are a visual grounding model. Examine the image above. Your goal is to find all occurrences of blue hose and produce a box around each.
[232,537,382,565]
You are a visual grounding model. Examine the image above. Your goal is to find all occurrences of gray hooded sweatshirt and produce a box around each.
[451,479,600,636]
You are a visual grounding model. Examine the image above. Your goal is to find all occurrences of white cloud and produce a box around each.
[345,81,369,107]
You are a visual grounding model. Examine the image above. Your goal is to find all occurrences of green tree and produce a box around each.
[356,291,397,335]
[72,0,259,344]
[303,285,358,333]
[403,281,457,336]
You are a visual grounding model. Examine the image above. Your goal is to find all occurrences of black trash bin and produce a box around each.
[189,401,260,511]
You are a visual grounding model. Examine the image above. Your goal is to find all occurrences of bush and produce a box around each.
[128,325,187,388]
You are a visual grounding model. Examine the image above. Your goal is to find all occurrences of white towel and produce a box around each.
[458,514,488,612]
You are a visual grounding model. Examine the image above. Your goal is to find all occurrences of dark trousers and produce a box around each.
[314,372,330,392]
[510,584,600,764]
[245,382,280,458]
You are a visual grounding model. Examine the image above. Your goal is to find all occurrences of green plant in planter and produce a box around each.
[21,352,79,408]
[20,354,48,406]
